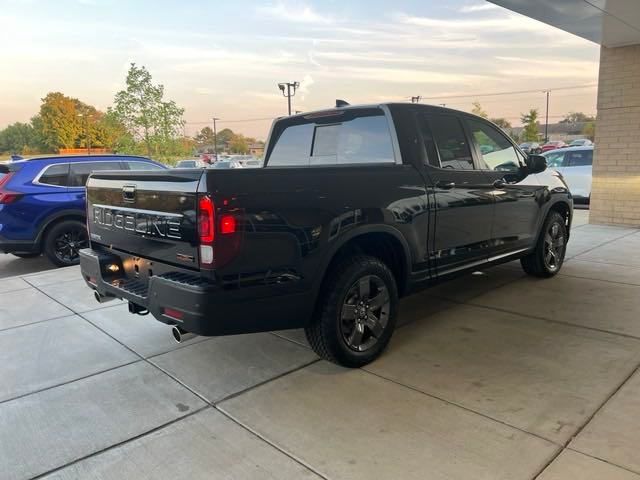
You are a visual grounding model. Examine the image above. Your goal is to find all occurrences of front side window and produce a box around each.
[69,162,121,187]
[37,163,69,186]
[566,150,593,167]
[429,115,474,170]
[268,109,395,167]
[467,118,521,172]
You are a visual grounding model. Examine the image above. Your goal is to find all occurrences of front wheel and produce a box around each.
[305,255,398,367]
[43,220,88,267]
[521,211,567,277]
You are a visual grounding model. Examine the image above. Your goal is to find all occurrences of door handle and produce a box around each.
[493,179,506,189]
[436,180,455,189]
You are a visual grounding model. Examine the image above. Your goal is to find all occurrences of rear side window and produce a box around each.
[126,161,164,170]
[69,162,121,187]
[566,150,593,167]
[545,151,567,168]
[37,163,69,186]
[429,115,474,170]
[268,110,395,167]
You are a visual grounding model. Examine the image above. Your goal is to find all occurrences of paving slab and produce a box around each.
[23,265,82,287]
[570,370,640,474]
[38,278,122,313]
[365,304,640,443]
[150,332,318,403]
[560,259,640,286]
[565,225,637,259]
[83,303,209,358]
[0,253,54,279]
[575,231,640,267]
[0,276,31,294]
[424,265,525,303]
[571,209,590,227]
[42,408,320,480]
[538,450,640,480]
[0,315,138,403]
[471,275,640,338]
[273,328,309,347]
[0,362,206,480]
[0,287,72,330]
[221,362,558,480]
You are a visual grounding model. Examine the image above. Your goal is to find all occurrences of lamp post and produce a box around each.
[277,81,300,116]
[76,113,91,155]
[212,117,219,162]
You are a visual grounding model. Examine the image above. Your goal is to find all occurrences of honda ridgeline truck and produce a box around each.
[80,103,572,367]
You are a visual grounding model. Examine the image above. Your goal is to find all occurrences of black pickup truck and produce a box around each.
[80,103,572,367]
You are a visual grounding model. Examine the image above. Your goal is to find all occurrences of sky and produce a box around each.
[0,0,600,139]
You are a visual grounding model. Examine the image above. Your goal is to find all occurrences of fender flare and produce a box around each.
[311,223,413,297]
[35,209,86,246]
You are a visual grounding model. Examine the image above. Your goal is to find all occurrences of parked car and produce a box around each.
[175,159,207,168]
[80,103,571,367]
[0,155,166,266]
[211,161,243,169]
[544,146,593,203]
[569,138,593,147]
[541,140,567,152]
[519,142,542,154]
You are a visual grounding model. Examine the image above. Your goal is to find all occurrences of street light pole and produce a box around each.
[544,90,550,143]
[212,117,219,162]
[277,81,300,115]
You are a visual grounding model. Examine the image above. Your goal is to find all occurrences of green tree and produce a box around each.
[582,121,596,141]
[471,101,488,119]
[490,118,512,130]
[520,109,540,142]
[560,112,595,124]
[0,122,38,153]
[229,135,249,154]
[195,126,215,146]
[38,92,83,150]
[112,63,185,158]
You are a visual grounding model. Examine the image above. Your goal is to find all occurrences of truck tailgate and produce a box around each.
[86,169,203,269]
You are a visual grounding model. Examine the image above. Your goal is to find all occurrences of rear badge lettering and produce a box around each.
[93,206,182,240]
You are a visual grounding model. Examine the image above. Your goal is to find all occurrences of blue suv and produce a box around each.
[0,155,166,266]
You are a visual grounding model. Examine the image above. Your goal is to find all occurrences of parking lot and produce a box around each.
[3,210,640,479]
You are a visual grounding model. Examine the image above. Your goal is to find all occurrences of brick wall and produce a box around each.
[591,45,640,226]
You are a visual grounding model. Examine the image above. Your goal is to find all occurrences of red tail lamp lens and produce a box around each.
[163,307,184,320]
[220,215,237,234]
[198,196,215,244]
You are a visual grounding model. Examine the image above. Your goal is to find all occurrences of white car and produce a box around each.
[544,146,593,203]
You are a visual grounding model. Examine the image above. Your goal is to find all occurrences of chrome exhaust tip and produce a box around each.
[171,325,197,343]
[94,291,116,304]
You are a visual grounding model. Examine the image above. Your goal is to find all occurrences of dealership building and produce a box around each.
[492,0,640,227]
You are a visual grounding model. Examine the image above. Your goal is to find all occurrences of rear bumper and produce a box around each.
[79,248,313,336]
[0,235,39,254]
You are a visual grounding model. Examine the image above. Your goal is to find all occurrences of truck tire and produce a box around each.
[520,211,567,278]
[43,220,88,267]
[305,255,398,367]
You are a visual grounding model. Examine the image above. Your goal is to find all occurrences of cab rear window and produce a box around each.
[267,108,395,167]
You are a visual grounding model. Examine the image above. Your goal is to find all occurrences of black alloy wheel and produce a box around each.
[43,220,89,267]
[340,275,391,352]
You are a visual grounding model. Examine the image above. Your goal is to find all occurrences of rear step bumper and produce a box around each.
[79,248,313,336]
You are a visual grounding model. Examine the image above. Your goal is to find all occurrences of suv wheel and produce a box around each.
[305,255,398,367]
[43,220,88,267]
[521,211,567,277]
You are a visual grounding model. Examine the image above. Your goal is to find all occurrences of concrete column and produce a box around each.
[590,44,640,226]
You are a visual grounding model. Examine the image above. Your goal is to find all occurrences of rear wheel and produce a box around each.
[305,255,398,367]
[521,211,567,277]
[43,220,88,267]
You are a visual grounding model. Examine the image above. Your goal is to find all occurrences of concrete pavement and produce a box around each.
[2,209,640,479]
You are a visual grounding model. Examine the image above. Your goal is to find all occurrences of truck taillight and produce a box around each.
[198,195,215,266]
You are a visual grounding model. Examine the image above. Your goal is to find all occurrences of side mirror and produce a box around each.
[525,154,547,175]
